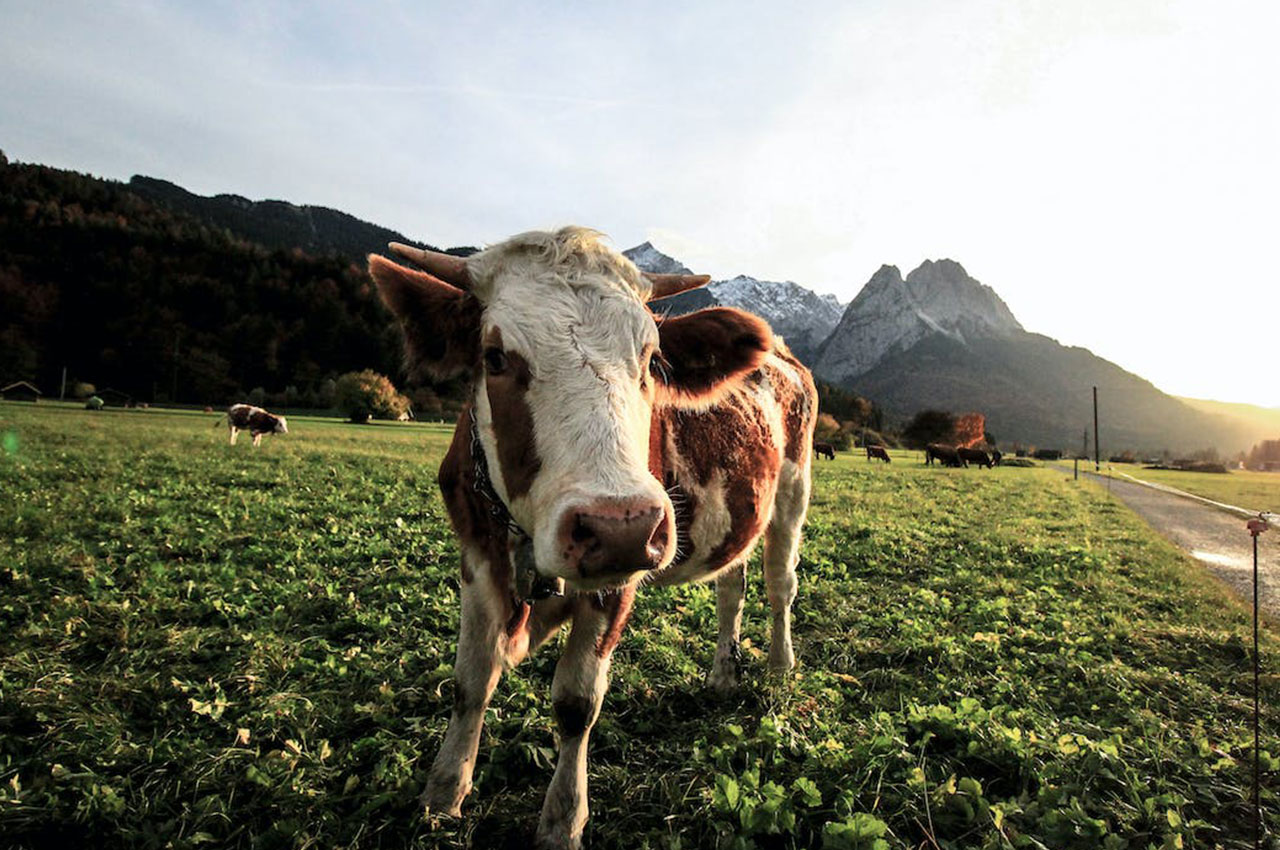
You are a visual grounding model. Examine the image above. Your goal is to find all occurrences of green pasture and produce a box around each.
[0,402,1276,849]
[1102,464,1280,516]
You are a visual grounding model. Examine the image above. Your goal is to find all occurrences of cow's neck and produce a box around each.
[465,405,562,603]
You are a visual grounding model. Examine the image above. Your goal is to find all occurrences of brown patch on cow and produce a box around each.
[369,254,482,382]
[506,600,532,637]
[765,348,817,463]
[438,406,512,591]
[593,586,636,658]
[655,308,772,403]
[662,393,782,571]
[482,328,541,500]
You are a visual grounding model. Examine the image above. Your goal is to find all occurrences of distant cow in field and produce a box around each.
[225,403,288,446]
[814,441,836,460]
[925,443,963,467]
[991,449,1003,466]
[865,445,891,463]
[958,447,993,468]
[371,228,816,849]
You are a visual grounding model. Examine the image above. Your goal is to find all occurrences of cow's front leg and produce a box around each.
[536,588,634,850]
[251,432,263,447]
[423,561,511,817]
[706,562,746,692]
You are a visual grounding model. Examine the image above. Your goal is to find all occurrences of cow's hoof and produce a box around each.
[534,828,583,850]
[767,647,795,678]
[421,780,467,819]
[705,668,742,693]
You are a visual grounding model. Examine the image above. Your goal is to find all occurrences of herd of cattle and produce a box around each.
[810,441,1002,468]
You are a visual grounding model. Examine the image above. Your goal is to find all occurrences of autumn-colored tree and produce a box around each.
[952,412,987,448]
[334,370,409,423]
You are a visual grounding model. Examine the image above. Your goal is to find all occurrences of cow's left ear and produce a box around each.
[369,255,481,381]
[655,308,773,400]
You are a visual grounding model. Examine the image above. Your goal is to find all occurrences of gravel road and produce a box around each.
[1081,470,1278,617]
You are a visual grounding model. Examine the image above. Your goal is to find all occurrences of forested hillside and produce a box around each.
[0,156,435,407]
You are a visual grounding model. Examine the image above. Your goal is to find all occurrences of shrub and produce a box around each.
[333,370,409,423]
[902,410,955,449]
[71,381,96,399]
[815,413,851,451]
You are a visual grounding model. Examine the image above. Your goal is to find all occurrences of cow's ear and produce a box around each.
[369,254,481,381]
[655,308,772,401]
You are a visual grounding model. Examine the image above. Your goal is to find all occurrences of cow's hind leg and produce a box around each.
[229,426,238,445]
[706,561,747,692]
[537,590,633,850]
[762,460,809,675]
[423,563,512,817]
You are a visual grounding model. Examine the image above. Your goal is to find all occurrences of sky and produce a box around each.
[2,0,1277,405]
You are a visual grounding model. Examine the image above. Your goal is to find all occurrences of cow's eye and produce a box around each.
[649,351,670,384]
[483,347,508,374]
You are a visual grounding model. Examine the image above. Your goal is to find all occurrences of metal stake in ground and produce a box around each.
[1246,514,1269,850]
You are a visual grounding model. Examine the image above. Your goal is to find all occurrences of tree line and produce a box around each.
[0,155,467,412]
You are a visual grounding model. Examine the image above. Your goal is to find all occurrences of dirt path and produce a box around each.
[1080,470,1279,616]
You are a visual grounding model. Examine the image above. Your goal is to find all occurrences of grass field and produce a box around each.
[1,402,1277,849]
[1102,464,1280,516]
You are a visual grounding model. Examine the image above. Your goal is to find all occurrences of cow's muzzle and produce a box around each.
[557,499,672,578]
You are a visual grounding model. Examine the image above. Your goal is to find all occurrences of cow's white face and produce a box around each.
[472,256,675,590]
[371,227,772,591]
[274,417,289,434]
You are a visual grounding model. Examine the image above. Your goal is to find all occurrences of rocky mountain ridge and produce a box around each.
[624,241,1259,453]
[623,243,843,363]
[813,259,1022,384]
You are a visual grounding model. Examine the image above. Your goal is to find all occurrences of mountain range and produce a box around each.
[2,154,1268,453]
[626,244,1261,454]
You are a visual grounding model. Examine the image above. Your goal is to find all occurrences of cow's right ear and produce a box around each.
[368,254,481,381]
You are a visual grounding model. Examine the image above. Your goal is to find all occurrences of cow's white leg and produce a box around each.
[762,460,809,675]
[423,563,508,817]
[706,561,746,691]
[252,432,263,447]
[229,427,238,445]
[536,594,626,850]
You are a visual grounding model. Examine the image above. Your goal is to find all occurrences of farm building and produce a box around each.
[1,381,42,402]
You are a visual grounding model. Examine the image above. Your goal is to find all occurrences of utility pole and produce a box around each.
[60,366,67,401]
[1093,386,1100,472]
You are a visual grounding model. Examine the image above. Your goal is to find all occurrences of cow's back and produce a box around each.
[649,345,816,585]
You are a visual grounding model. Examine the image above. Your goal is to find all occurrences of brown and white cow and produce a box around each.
[226,403,288,446]
[369,228,816,849]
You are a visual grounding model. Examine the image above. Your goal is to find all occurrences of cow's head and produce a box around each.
[370,227,771,591]
[274,416,289,435]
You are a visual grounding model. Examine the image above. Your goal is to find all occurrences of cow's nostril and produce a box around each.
[571,516,596,545]
[647,514,671,555]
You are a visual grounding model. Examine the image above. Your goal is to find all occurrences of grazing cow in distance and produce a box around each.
[225,403,288,446]
[371,228,817,849]
[991,449,1003,466]
[865,445,891,463]
[814,441,836,460]
[925,442,963,467]
[958,447,993,468]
